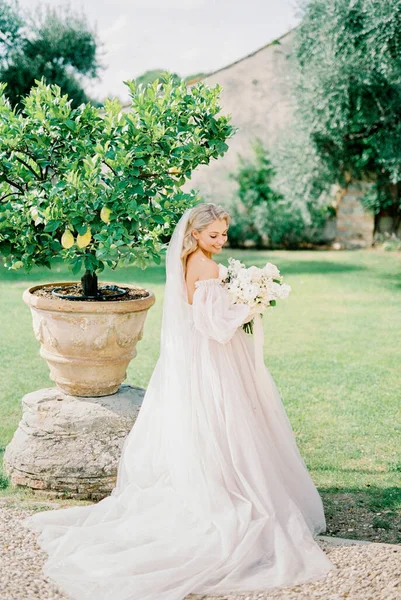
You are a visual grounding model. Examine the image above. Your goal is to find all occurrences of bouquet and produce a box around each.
[221,257,291,334]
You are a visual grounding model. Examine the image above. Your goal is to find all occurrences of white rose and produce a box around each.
[237,268,250,283]
[270,282,283,299]
[228,257,244,276]
[249,265,265,283]
[263,262,280,280]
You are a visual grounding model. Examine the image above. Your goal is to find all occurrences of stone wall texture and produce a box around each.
[4,384,145,500]
[184,31,295,204]
[336,183,375,248]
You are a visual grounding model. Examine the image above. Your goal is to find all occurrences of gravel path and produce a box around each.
[1,501,400,600]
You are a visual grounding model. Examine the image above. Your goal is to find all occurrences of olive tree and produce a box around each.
[276,0,401,232]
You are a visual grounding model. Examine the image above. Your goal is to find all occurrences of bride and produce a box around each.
[22,202,335,600]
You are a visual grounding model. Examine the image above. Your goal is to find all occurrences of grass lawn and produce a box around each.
[1,248,400,543]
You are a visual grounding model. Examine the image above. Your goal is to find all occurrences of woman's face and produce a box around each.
[192,218,228,255]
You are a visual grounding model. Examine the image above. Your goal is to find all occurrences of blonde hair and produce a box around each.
[181,202,230,272]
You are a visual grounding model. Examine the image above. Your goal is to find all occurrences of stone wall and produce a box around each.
[335,183,375,248]
[184,31,295,204]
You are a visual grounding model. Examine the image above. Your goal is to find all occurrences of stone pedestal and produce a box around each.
[3,384,145,500]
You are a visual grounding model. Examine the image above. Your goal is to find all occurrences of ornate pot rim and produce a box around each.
[23,281,156,314]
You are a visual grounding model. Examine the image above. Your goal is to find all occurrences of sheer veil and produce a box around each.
[160,207,192,360]
[111,208,206,512]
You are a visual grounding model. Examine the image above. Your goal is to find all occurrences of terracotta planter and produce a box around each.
[23,282,155,397]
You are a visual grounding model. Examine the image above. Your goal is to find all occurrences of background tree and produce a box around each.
[135,70,208,87]
[228,140,331,249]
[135,70,181,87]
[275,0,401,234]
[0,0,100,108]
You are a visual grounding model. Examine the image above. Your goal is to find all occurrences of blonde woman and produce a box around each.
[23,203,334,600]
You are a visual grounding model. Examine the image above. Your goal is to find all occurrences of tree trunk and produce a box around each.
[81,270,98,297]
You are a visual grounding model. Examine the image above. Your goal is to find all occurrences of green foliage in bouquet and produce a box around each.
[0,75,234,296]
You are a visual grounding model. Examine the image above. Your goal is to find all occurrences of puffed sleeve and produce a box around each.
[192,279,250,344]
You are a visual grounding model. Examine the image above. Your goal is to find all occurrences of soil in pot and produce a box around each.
[32,283,150,302]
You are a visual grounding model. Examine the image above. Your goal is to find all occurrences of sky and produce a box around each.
[18,0,300,103]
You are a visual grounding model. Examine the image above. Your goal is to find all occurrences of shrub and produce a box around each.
[228,140,333,248]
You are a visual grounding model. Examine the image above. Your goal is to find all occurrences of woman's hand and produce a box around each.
[242,308,256,325]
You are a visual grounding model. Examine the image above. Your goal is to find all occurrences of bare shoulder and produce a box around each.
[185,253,219,304]
[186,253,219,282]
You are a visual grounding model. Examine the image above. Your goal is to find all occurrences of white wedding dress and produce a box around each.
[22,209,335,600]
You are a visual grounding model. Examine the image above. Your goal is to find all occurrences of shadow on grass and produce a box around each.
[376,273,401,292]
[276,261,366,276]
[0,262,167,286]
[319,486,401,544]
[241,256,366,276]
[321,486,401,509]
[1,251,369,287]
[311,466,391,475]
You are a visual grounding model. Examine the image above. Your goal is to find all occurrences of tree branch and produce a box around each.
[138,172,161,179]
[138,171,182,179]
[49,142,64,156]
[14,154,43,180]
[102,160,117,176]
[0,176,25,193]
[0,191,24,203]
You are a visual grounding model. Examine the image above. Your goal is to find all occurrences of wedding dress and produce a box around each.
[22,208,335,600]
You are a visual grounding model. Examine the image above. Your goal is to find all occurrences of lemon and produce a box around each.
[76,227,92,248]
[61,230,74,249]
[167,166,180,175]
[100,206,112,223]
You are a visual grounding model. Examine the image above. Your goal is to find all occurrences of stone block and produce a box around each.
[335,184,374,248]
[3,384,145,500]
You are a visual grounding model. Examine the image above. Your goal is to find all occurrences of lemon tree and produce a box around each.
[0,76,234,296]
